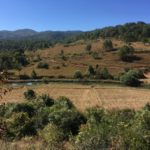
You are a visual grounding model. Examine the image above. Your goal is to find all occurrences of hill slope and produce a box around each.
[0,29,82,41]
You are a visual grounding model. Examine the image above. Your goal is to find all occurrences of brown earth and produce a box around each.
[11,39,150,78]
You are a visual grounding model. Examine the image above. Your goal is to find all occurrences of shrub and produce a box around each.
[86,65,95,77]
[120,70,141,86]
[39,94,54,107]
[118,45,134,61]
[39,124,64,149]
[31,70,37,79]
[24,89,36,100]
[100,68,112,79]
[37,62,49,69]
[12,103,36,117]
[5,112,36,139]
[74,70,83,79]
[103,39,113,51]
[48,109,85,136]
[55,96,74,109]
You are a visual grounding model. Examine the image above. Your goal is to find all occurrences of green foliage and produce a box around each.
[120,70,141,86]
[74,70,83,79]
[47,108,85,136]
[5,112,36,139]
[0,50,28,70]
[37,62,49,69]
[86,65,95,77]
[12,103,35,117]
[31,70,37,79]
[118,45,135,61]
[100,68,112,79]
[75,22,150,42]
[39,124,64,149]
[24,89,36,100]
[39,94,54,107]
[0,40,52,51]
[103,39,113,51]
[74,106,150,150]
[55,96,74,109]
[0,89,150,149]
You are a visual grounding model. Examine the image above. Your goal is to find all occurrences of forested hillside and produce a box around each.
[74,22,150,42]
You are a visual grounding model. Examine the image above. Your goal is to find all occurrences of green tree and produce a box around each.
[31,70,37,79]
[86,65,95,77]
[74,70,83,79]
[120,70,141,87]
[100,68,112,79]
[118,45,134,61]
[103,39,113,51]
[24,89,36,100]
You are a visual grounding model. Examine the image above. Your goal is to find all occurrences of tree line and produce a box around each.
[74,22,150,42]
[0,40,52,51]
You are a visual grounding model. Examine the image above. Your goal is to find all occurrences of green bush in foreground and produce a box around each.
[0,90,150,150]
[39,124,64,149]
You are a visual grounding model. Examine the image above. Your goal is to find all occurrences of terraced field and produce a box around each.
[1,83,150,111]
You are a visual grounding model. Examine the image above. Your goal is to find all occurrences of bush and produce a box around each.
[103,39,113,51]
[5,112,36,139]
[24,89,36,100]
[55,96,74,109]
[74,70,83,79]
[86,65,95,77]
[39,124,64,149]
[39,94,54,107]
[31,70,37,79]
[118,45,134,61]
[100,68,112,79]
[12,103,36,117]
[120,70,141,86]
[48,109,85,136]
[37,62,49,69]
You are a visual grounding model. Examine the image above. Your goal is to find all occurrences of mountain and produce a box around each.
[0,29,82,41]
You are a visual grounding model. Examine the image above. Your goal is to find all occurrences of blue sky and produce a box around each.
[0,0,149,31]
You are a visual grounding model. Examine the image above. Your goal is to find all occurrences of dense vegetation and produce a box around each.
[0,50,28,70]
[0,40,52,51]
[0,90,149,149]
[0,22,150,52]
[75,22,150,42]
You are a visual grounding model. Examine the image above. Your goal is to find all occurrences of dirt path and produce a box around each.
[0,84,150,111]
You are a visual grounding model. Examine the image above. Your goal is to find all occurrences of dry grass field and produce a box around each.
[12,39,150,78]
[1,83,150,111]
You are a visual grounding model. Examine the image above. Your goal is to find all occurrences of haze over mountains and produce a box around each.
[0,29,82,41]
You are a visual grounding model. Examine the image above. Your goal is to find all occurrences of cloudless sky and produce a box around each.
[0,0,149,31]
